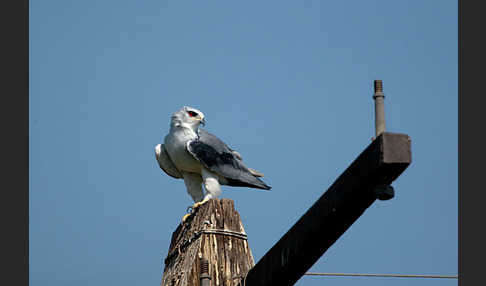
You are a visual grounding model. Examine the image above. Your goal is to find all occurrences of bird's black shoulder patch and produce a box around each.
[188,139,238,169]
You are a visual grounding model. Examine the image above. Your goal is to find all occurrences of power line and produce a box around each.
[304,272,458,279]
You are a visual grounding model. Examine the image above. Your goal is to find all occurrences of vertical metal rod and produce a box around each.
[373,80,386,137]
[372,80,395,201]
[199,258,211,286]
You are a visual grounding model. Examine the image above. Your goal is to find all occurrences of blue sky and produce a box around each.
[30,1,457,285]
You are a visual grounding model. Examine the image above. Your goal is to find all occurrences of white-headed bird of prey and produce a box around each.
[155,106,271,220]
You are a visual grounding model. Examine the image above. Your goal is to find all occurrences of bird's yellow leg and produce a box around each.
[182,198,210,224]
[192,197,210,209]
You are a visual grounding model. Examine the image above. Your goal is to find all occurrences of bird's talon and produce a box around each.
[182,213,191,224]
[193,198,210,209]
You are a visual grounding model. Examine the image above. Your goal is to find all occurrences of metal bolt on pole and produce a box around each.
[372,80,394,201]
[373,80,386,137]
[199,258,211,286]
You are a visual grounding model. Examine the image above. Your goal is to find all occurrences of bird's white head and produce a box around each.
[170,106,206,132]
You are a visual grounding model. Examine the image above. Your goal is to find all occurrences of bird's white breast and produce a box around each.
[164,127,202,174]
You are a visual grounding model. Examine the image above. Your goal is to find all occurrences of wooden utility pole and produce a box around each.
[161,199,254,286]
[160,80,411,286]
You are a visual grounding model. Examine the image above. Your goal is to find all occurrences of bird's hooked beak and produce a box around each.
[200,117,206,126]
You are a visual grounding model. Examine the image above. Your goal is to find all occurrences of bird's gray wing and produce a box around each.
[186,129,271,190]
[226,147,264,177]
[202,131,265,177]
[155,144,183,179]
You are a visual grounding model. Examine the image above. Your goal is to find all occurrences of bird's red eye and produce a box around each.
[187,111,197,117]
